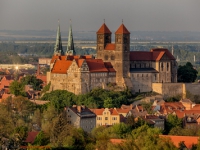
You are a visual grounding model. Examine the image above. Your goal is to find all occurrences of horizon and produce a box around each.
[1,0,200,32]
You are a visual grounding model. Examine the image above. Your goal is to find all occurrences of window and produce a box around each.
[167,62,169,71]
[105,117,108,120]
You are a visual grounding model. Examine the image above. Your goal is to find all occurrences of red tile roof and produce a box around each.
[86,59,109,72]
[174,110,200,118]
[130,52,152,61]
[115,24,130,34]
[25,131,39,143]
[90,108,119,115]
[75,59,85,68]
[191,104,200,110]
[36,75,46,83]
[110,139,126,144]
[130,48,175,61]
[51,60,72,73]
[104,62,116,72]
[105,44,116,50]
[160,135,199,149]
[97,23,112,34]
[151,48,175,60]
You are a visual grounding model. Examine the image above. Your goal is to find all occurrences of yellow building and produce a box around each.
[90,108,128,126]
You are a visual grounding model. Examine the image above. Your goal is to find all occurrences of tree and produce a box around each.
[20,75,43,90]
[9,81,25,96]
[178,62,198,83]
[165,114,183,134]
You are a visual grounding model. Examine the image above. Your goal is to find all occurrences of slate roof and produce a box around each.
[130,68,159,73]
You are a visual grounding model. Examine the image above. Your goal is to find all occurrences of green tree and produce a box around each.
[165,114,183,134]
[178,62,198,83]
[9,81,25,96]
[21,75,43,90]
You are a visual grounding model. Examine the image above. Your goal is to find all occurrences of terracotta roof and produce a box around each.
[36,75,46,83]
[191,104,200,110]
[152,51,165,61]
[160,135,199,149]
[90,108,105,115]
[104,62,116,72]
[130,52,152,61]
[151,48,175,60]
[174,110,200,118]
[130,48,175,61]
[2,93,11,100]
[110,139,126,144]
[97,23,112,34]
[115,24,130,34]
[51,60,72,74]
[86,59,108,72]
[75,59,85,68]
[29,100,50,105]
[105,44,116,50]
[25,132,39,143]
[82,55,93,59]
[90,108,119,115]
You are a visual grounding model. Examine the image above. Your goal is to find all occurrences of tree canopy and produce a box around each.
[178,62,198,83]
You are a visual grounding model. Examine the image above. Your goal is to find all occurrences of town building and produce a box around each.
[47,21,178,95]
[90,108,127,126]
[66,105,96,132]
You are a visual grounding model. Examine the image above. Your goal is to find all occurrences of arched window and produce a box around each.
[167,62,169,71]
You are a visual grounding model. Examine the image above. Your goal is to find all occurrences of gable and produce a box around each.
[68,60,79,73]
[160,53,171,61]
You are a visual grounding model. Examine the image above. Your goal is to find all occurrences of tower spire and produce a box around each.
[66,19,75,55]
[54,20,64,56]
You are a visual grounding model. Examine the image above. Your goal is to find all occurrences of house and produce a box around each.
[66,105,96,132]
[141,115,165,130]
[90,108,126,126]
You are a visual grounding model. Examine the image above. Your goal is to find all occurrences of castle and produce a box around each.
[47,22,178,95]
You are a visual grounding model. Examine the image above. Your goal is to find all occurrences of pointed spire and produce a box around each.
[115,23,130,34]
[97,23,112,34]
[54,20,64,56]
[66,19,75,55]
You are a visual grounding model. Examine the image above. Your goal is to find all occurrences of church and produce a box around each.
[47,22,177,95]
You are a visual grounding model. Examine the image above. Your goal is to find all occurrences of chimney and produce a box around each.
[77,106,81,113]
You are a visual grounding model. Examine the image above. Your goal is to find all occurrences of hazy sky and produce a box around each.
[1,0,200,32]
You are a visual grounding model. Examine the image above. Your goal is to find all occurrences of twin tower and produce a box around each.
[96,23,131,86]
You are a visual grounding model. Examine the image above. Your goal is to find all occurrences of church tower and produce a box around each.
[54,21,64,56]
[66,21,75,55]
[96,23,112,59]
[114,23,130,84]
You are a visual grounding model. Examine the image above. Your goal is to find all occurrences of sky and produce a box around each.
[0,0,200,32]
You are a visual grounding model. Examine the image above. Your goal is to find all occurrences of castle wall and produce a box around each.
[184,83,200,96]
[131,73,152,93]
[152,83,183,99]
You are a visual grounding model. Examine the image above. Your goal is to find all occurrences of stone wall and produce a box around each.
[152,83,183,99]
[152,83,200,99]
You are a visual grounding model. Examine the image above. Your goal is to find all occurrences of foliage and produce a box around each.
[178,62,198,83]
[165,95,182,102]
[41,82,51,94]
[33,131,49,146]
[112,124,177,150]
[41,88,132,111]
[141,102,153,114]
[9,81,25,96]
[165,114,183,134]
[21,75,43,90]
[169,126,200,136]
